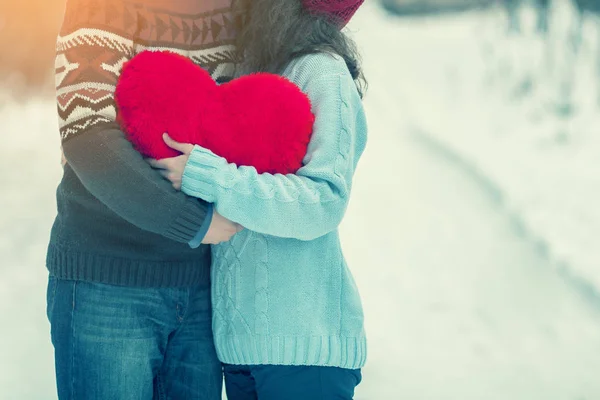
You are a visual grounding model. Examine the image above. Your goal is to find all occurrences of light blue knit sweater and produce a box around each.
[181,53,368,369]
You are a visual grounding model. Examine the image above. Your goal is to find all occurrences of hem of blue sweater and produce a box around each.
[189,203,213,249]
[46,243,211,288]
[214,334,367,369]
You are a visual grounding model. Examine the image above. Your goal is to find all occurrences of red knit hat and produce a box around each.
[302,0,364,26]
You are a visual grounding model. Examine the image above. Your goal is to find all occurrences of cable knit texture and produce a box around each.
[182,53,368,368]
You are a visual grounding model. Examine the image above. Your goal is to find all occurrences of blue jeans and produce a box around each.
[223,364,362,400]
[46,276,222,399]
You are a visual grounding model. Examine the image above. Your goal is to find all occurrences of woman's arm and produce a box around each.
[181,71,368,241]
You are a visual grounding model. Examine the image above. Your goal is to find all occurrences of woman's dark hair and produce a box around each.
[232,0,367,97]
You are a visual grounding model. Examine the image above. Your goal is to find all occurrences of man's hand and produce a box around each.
[202,209,244,244]
[147,133,194,190]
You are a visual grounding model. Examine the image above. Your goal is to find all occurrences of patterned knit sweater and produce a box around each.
[48,0,237,287]
[181,53,368,368]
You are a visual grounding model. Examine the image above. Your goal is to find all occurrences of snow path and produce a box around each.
[348,111,600,399]
[348,4,600,399]
[355,2,600,304]
[1,3,599,399]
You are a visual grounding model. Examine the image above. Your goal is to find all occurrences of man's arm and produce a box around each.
[56,0,211,243]
[62,125,211,243]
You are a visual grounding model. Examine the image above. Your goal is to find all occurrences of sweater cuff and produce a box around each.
[164,198,210,243]
[188,203,213,249]
[182,146,228,202]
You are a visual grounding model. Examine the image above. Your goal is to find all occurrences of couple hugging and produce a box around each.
[48,0,367,398]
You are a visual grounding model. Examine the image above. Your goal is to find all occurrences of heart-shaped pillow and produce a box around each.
[114,51,315,175]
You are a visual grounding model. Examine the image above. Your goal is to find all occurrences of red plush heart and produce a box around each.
[114,51,315,175]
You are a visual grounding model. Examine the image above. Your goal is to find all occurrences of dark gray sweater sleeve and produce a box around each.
[62,123,209,243]
[56,0,209,243]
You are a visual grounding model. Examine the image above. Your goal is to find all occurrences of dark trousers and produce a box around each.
[223,364,362,400]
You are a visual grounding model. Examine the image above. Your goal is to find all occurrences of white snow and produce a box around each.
[0,97,63,398]
[1,1,600,399]
[357,1,600,299]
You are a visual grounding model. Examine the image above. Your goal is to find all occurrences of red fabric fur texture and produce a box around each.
[114,50,315,175]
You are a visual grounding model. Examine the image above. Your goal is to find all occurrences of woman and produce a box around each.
[151,0,368,398]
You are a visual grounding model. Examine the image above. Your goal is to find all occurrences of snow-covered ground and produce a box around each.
[359,0,600,301]
[1,2,600,399]
[0,98,62,398]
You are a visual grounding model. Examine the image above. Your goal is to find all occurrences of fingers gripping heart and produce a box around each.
[115,50,315,175]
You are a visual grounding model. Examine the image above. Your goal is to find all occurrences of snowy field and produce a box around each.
[377,0,600,304]
[387,0,600,299]
[1,1,600,399]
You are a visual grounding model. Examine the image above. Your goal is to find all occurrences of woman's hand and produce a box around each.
[147,133,194,190]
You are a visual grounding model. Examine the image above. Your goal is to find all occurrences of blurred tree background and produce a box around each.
[380,0,493,15]
[0,1,65,95]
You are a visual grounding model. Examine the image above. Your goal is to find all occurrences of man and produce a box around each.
[47,0,240,398]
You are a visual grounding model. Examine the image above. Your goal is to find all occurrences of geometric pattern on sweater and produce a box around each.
[56,0,237,141]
